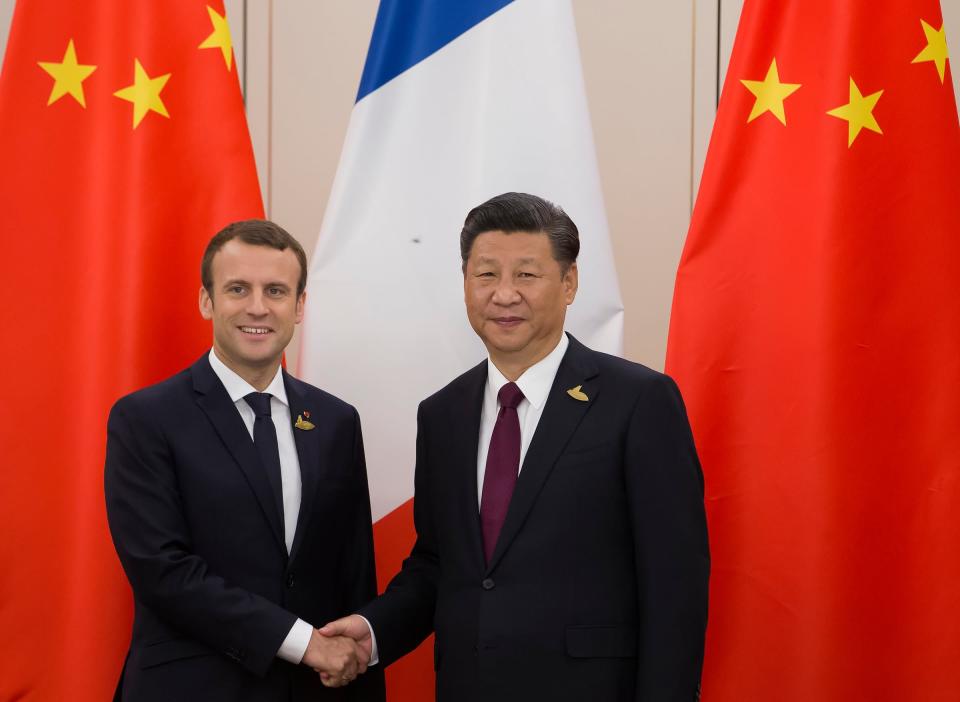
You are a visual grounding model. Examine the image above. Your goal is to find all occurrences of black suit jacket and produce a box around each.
[361,335,709,701]
[104,354,385,702]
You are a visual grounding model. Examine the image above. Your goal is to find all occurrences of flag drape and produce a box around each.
[0,2,262,699]
[667,1,960,699]
[298,1,623,697]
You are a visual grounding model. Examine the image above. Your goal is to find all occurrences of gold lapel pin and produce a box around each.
[295,414,315,430]
[566,385,589,402]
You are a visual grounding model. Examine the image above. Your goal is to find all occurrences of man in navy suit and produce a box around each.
[321,193,709,701]
[105,220,385,701]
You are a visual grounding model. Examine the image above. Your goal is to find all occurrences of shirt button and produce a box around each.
[481,578,495,590]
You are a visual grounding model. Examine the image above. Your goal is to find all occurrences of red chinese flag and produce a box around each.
[667,1,960,699]
[0,2,262,699]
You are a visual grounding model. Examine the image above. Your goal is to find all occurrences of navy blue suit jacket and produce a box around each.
[361,335,709,701]
[105,354,385,702]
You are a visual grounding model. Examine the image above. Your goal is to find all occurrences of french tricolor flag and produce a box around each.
[298,0,623,693]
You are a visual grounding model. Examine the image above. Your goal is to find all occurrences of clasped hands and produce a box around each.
[302,615,372,688]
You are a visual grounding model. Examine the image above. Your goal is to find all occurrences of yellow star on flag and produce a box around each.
[199,5,233,70]
[740,58,801,125]
[911,19,950,83]
[826,78,883,147]
[113,59,171,129]
[37,39,97,108]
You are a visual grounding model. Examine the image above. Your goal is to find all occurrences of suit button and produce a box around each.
[481,578,495,590]
[286,573,295,588]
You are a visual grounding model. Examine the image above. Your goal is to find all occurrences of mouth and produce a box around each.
[491,316,524,328]
[239,326,273,336]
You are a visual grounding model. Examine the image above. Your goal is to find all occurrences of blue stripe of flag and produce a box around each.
[356,0,514,102]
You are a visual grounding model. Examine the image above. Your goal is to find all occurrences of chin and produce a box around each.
[238,349,279,366]
[486,338,529,355]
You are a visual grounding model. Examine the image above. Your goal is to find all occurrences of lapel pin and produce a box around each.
[566,384,589,402]
[295,414,315,430]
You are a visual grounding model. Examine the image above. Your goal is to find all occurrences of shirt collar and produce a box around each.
[208,349,289,407]
[486,333,569,411]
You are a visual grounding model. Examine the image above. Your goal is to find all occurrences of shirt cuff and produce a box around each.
[276,618,313,664]
[357,615,380,666]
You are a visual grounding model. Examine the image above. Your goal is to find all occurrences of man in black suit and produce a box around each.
[104,220,385,701]
[321,193,709,700]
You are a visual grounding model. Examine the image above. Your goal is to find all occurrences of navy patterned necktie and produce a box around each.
[479,382,525,565]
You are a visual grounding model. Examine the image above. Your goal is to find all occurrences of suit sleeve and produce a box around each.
[358,403,438,666]
[625,374,710,702]
[104,395,296,677]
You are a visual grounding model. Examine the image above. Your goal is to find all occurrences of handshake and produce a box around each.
[302,614,372,688]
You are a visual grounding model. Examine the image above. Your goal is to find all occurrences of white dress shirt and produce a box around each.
[476,333,569,506]
[208,350,313,664]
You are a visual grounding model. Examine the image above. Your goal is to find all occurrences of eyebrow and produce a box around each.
[221,279,291,290]
[475,256,540,265]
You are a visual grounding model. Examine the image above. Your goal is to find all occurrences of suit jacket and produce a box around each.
[104,354,385,702]
[361,335,709,701]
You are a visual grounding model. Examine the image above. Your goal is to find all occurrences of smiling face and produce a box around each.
[199,239,305,387]
[464,230,577,378]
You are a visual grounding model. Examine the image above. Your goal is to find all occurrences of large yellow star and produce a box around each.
[911,19,949,83]
[740,58,802,125]
[826,78,883,147]
[113,59,171,128]
[199,5,233,70]
[37,39,97,108]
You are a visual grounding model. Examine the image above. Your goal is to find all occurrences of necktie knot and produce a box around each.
[497,382,524,410]
[244,392,272,418]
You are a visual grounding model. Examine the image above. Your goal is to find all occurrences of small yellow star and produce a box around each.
[37,39,97,108]
[199,5,233,70]
[113,59,171,129]
[911,19,950,83]
[740,58,802,125]
[826,78,883,147]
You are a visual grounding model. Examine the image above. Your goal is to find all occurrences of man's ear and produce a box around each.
[563,262,579,305]
[295,291,306,324]
[199,286,214,320]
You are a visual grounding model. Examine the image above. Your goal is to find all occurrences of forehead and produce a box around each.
[469,230,553,261]
[210,239,300,282]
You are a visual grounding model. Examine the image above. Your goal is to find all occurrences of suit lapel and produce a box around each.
[451,362,487,571]
[486,336,600,573]
[285,373,319,563]
[192,356,287,554]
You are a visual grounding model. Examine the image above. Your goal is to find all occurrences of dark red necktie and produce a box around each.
[480,382,525,565]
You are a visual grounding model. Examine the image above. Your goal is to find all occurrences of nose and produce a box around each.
[246,289,268,315]
[491,278,521,306]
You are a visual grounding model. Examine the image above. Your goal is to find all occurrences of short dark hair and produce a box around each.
[201,219,308,297]
[460,192,580,272]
